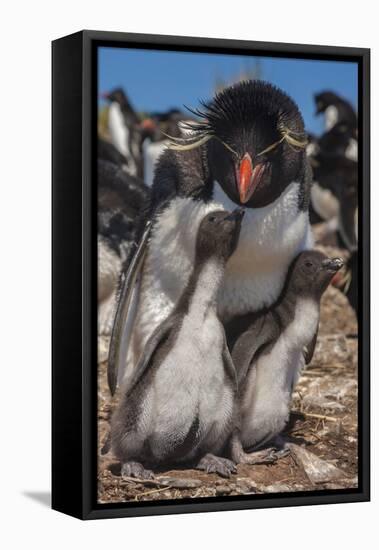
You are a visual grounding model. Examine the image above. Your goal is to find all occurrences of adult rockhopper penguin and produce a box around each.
[108,80,313,394]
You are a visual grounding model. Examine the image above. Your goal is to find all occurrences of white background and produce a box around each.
[1,1,377,547]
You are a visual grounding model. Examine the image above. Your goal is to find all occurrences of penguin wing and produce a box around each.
[231,317,275,385]
[222,336,238,390]
[303,322,319,365]
[126,314,177,395]
[107,221,152,395]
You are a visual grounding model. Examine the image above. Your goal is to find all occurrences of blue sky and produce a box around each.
[98,47,358,135]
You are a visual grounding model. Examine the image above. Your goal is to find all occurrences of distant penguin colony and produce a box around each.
[97,80,358,478]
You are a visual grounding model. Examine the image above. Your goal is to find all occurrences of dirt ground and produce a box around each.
[97,223,358,504]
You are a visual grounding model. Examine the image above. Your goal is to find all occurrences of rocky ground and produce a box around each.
[97,223,358,504]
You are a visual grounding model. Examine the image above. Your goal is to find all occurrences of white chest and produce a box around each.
[241,299,319,448]
[345,138,358,161]
[213,181,313,317]
[151,303,233,456]
[108,102,129,157]
[325,105,338,131]
[159,311,225,395]
[108,103,137,176]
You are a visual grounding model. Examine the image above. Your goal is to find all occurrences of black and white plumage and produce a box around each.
[310,152,358,251]
[308,94,358,252]
[102,90,191,185]
[109,80,313,403]
[316,120,357,160]
[228,251,343,452]
[102,88,143,178]
[314,90,357,132]
[98,160,150,336]
[110,210,244,479]
[333,250,358,317]
[141,109,192,187]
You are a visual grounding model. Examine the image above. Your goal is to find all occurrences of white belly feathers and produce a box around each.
[213,180,313,318]
[241,299,319,448]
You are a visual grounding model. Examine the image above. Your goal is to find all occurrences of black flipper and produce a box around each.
[304,322,319,365]
[222,338,238,391]
[126,314,177,395]
[231,317,275,385]
[107,221,151,395]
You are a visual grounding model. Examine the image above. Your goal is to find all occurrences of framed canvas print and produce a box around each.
[52,30,370,520]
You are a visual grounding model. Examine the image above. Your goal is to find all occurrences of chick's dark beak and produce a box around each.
[225,207,245,222]
[236,153,265,204]
[321,257,344,272]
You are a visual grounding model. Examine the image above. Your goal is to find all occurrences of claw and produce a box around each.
[236,446,289,465]
[121,461,154,480]
[274,448,291,460]
[197,454,237,478]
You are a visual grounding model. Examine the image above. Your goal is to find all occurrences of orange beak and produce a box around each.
[237,153,265,204]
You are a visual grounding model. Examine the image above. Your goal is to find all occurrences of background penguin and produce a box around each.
[101,91,191,185]
[102,88,143,178]
[227,250,343,454]
[314,90,357,131]
[316,120,358,160]
[333,250,358,317]
[109,80,314,393]
[140,109,191,186]
[308,115,358,252]
[109,209,244,479]
[98,160,149,336]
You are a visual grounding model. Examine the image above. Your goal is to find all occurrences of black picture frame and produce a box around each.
[52,30,370,520]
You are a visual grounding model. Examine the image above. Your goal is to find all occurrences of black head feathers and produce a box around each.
[167,80,310,209]
[192,81,304,135]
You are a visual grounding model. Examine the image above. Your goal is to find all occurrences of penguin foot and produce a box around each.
[233,446,290,465]
[273,447,291,460]
[235,447,278,465]
[121,461,154,480]
[196,453,237,478]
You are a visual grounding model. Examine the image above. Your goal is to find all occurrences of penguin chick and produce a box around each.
[110,208,245,479]
[227,250,343,460]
